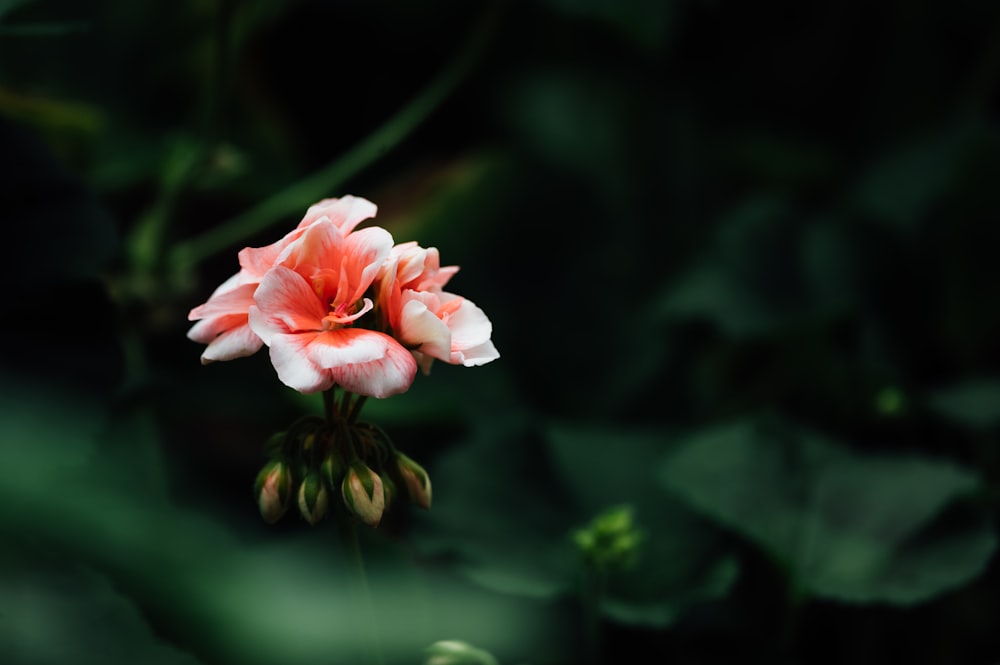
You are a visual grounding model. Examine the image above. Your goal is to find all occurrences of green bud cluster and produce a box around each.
[571,504,645,572]
[252,410,432,529]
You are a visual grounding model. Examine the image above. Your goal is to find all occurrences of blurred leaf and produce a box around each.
[505,68,634,194]
[0,551,205,665]
[658,418,996,604]
[0,376,560,665]
[541,0,674,50]
[411,412,579,600]
[412,415,738,628]
[547,423,739,626]
[925,378,1000,430]
[851,125,974,231]
[656,198,854,337]
[0,0,34,22]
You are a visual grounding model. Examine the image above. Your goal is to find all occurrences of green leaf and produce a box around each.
[658,418,996,604]
[925,378,1000,430]
[0,550,206,665]
[411,412,580,601]
[541,0,674,51]
[413,417,738,628]
[850,125,973,231]
[0,0,34,22]
[656,198,855,337]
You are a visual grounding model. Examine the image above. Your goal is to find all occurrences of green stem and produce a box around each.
[323,386,338,423]
[167,2,503,272]
[338,514,384,665]
[348,396,368,424]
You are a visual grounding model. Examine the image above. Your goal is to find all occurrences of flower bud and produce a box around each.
[571,504,645,572]
[254,459,292,524]
[381,473,397,510]
[396,452,432,510]
[341,462,385,527]
[297,470,329,525]
[320,449,346,491]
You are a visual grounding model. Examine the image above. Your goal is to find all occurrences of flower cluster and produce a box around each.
[188,195,498,526]
[187,195,499,398]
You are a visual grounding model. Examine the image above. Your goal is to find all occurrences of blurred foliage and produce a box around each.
[3,0,1000,664]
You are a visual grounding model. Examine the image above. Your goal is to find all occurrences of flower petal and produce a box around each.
[341,226,394,303]
[267,328,416,396]
[268,331,331,393]
[307,328,390,367]
[280,218,345,275]
[188,282,257,321]
[200,323,264,364]
[399,293,451,361]
[446,295,494,351]
[325,330,417,398]
[249,266,326,343]
[451,339,500,367]
[298,195,378,235]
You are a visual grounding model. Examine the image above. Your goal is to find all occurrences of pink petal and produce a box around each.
[200,324,264,364]
[451,339,500,367]
[390,242,426,285]
[187,312,247,344]
[399,294,451,361]
[297,196,378,235]
[341,226,394,302]
[238,225,308,277]
[280,218,345,275]
[188,282,257,321]
[329,331,417,398]
[267,328,416,397]
[248,266,326,344]
[268,331,330,393]
[445,295,494,351]
[307,328,391,367]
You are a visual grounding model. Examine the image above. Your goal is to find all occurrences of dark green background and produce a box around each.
[3,1,1000,663]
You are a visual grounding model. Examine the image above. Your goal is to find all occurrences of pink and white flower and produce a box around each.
[377,242,499,375]
[247,219,416,397]
[186,195,378,364]
[188,194,497,396]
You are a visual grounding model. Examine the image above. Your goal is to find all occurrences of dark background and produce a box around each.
[3,1,1000,663]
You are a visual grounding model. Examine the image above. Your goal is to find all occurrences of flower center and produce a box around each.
[321,298,374,331]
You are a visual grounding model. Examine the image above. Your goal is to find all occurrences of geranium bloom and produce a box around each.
[248,218,416,397]
[377,242,499,375]
[187,196,378,364]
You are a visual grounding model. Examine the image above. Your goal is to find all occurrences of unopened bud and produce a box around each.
[572,504,644,572]
[297,470,328,525]
[254,459,292,524]
[381,473,397,510]
[320,450,346,490]
[341,462,385,527]
[396,452,432,510]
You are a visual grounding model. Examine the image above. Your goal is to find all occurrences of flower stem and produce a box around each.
[167,2,504,272]
[348,395,368,424]
[323,386,338,423]
[337,513,384,665]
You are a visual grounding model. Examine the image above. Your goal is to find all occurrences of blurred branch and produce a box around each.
[168,2,504,273]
